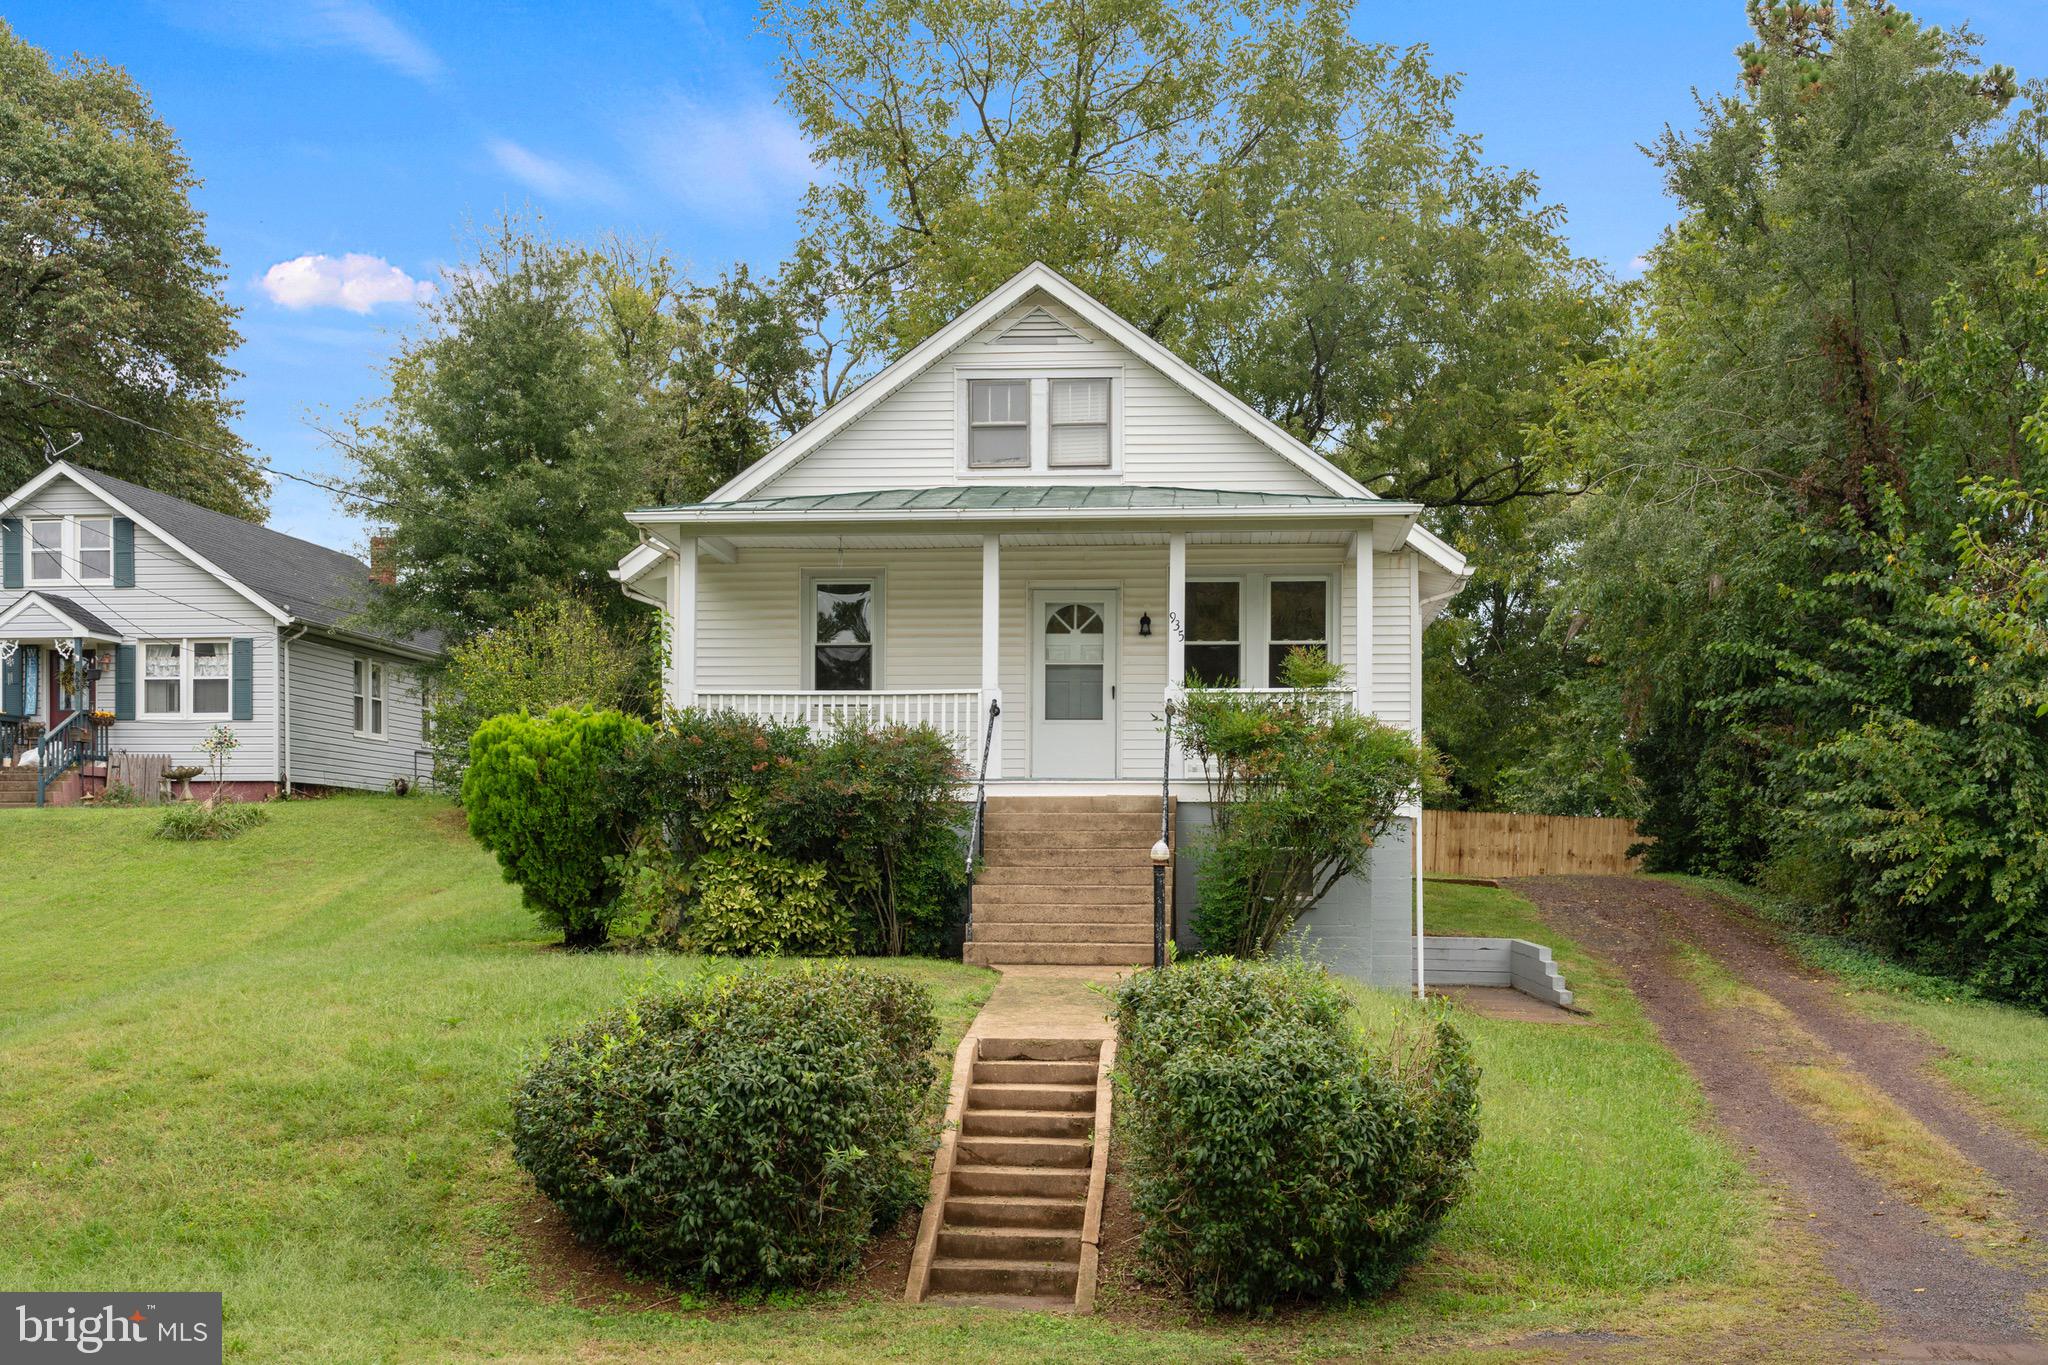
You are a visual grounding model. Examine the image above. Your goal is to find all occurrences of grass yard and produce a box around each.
[0,798,1816,1361]
[1663,875,2048,1146]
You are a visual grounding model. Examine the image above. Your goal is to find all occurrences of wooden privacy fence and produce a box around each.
[1425,810,1646,878]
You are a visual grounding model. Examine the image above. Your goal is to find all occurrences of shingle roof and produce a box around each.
[30,592,120,639]
[67,466,441,655]
[641,484,1383,515]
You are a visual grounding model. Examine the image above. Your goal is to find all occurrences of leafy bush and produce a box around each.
[156,799,267,841]
[1177,654,1432,956]
[463,706,649,947]
[610,713,968,956]
[1112,957,1479,1312]
[429,595,651,790]
[511,963,940,1288]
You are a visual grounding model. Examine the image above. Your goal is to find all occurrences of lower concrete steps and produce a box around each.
[910,1036,1114,1312]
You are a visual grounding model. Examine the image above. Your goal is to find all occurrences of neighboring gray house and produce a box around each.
[612,263,1471,994]
[0,462,439,804]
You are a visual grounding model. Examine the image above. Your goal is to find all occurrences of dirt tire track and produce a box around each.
[1508,874,2048,1351]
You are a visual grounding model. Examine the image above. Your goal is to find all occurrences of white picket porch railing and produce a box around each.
[1173,687,1356,778]
[693,689,986,762]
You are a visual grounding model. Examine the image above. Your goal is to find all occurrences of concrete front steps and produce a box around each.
[0,768,40,809]
[965,797,1170,968]
[908,1037,1114,1312]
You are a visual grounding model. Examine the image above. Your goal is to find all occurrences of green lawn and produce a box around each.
[1663,874,2048,1146]
[0,800,1819,1361]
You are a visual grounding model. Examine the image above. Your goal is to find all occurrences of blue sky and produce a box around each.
[9,1,2046,554]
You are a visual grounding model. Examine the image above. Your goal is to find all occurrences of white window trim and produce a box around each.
[954,365,1123,480]
[799,571,884,691]
[24,515,115,587]
[140,638,234,720]
[1181,569,1340,688]
[353,657,387,740]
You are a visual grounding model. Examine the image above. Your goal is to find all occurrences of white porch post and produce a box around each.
[1411,551,1427,1000]
[1166,532,1187,698]
[981,534,1002,778]
[669,537,697,711]
[1353,530,1374,715]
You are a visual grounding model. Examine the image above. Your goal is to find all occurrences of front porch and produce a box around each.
[1,594,122,806]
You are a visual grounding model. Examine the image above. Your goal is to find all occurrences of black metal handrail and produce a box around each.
[962,697,1001,949]
[35,711,88,807]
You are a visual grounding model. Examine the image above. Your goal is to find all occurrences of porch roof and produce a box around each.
[0,591,120,642]
[633,483,1410,518]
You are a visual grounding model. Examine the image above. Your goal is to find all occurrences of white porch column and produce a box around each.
[1353,530,1374,715]
[1166,532,1187,699]
[669,537,697,711]
[980,534,1002,778]
[1411,551,1427,999]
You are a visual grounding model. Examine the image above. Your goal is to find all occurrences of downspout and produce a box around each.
[280,624,307,796]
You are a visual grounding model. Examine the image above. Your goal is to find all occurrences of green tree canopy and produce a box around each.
[0,21,259,516]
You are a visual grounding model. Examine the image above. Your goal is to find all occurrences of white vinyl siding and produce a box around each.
[750,294,1337,498]
[288,634,428,791]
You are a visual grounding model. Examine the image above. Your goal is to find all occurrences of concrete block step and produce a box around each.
[923,1292,1076,1312]
[978,848,1159,869]
[965,941,1151,967]
[972,920,1152,944]
[947,1163,1090,1200]
[936,1226,1083,1262]
[960,1108,1092,1140]
[956,1135,1091,1170]
[926,1257,1079,1298]
[985,795,1159,812]
[983,829,1157,852]
[942,1195,1086,1230]
[976,1038,1102,1064]
[976,865,1157,888]
[969,1082,1095,1113]
[972,887,1152,912]
[973,1058,1099,1087]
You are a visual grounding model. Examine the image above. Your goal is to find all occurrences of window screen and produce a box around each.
[1048,378,1111,467]
[814,581,875,691]
[966,379,1030,467]
[1183,581,1241,686]
[77,519,112,580]
[1268,579,1330,685]
[29,521,61,581]
[192,641,231,715]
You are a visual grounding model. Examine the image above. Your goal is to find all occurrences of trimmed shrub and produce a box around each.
[510,963,941,1288]
[609,713,968,956]
[464,706,649,946]
[1112,958,1479,1312]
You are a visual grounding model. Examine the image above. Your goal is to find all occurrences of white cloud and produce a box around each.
[629,94,816,219]
[260,254,435,313]
[486,138,626,205]
[156,0,443,82]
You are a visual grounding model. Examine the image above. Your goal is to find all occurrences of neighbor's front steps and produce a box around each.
[966,797,1170,968]
[917,1036,1109,1309]
[0,767,40,809]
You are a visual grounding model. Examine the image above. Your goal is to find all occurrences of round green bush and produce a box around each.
[463,705,648,946]
[1111,957,1479,1312]
[510,963,941,1289]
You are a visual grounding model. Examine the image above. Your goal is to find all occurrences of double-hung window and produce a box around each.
[1048,378,1111,468]
[353,659,386,738]
[1182,581,1242,687]
[1267,580,1332,684]
[76,518,113,582]
[966,380,1030,468]
[27,520,62,582]
[142,640,231,716]
[812,580,876,691]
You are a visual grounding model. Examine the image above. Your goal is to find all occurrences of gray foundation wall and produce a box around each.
[1173,805,1416,992]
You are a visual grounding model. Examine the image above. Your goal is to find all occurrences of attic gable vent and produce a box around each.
[993,305,1084,347]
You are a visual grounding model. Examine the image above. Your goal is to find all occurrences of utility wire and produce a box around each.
[0,363,394,512]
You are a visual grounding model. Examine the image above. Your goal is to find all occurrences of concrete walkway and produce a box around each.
[965,965,1126,1043]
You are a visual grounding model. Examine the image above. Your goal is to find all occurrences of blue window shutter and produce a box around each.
[231,637,254,721]
[115,644,136,721]
[2,518,19,590]
[113,518,135,588]
[2,650,20,715]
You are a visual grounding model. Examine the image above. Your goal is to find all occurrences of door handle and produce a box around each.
[1111,685,1117,699]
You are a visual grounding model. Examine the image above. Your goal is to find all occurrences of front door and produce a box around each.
[1030,590,1118,778]
[50,650,83,727]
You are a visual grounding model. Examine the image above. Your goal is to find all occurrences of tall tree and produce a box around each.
[0,21,259,516]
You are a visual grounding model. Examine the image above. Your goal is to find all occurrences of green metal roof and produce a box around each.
[639,484,1382,516]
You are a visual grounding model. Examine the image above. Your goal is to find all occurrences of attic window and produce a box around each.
[966,380,1030,468]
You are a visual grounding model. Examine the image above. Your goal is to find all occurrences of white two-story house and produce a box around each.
[612,264,1468,989]
[0,463,439,805]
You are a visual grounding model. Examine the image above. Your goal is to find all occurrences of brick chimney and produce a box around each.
[368,534,396,587]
